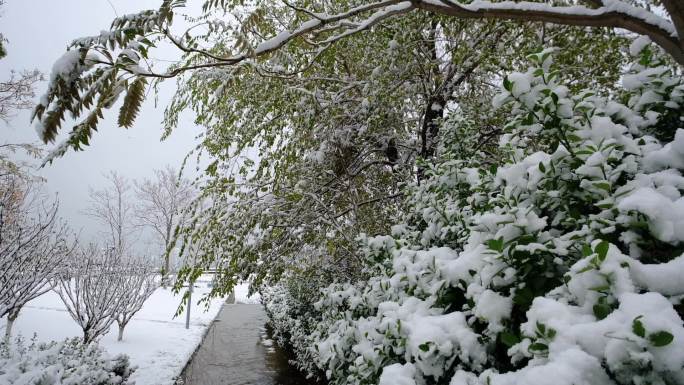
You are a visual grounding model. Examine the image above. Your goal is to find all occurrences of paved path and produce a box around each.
[177,304,317,385]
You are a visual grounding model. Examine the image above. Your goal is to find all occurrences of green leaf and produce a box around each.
[649,331,674,347]
[595,241,609,262]
[589,284,611,292]
[513,286,534,307]
[418,342,431,352]
[487,237,504,253]
[593,303,611,320]
[596,202,614,209]
[581,244,593,257]
[632,316,646,338]
[538,162,546,173]
[547,328,556,339]
[528,342,548,353]
[118,77,148,128]
[503,76,512,92]
[550,92,559,105]
[205,160,218,176]
[500,332,520,347]
[593,181,612,192]
[522,112,535,125]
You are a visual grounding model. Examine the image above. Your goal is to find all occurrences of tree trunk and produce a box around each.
[161,255,170,288]
[4,314,16,341]
[420,95,446,160]
[117,323,126,341]
[4,307,21,340]
[83,328,93,345]
[417,19,444,182]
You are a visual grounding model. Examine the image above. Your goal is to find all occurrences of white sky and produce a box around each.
[1,0,205,253]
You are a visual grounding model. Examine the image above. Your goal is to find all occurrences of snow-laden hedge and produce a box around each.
[0,337,134,385]
[264,40,684,385]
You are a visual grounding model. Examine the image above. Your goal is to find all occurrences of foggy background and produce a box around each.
[1,0,207,256]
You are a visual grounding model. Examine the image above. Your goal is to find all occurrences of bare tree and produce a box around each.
[56,244,128,344]
[0,70,43,122]
[114,258,157,341]
[0,143,42,179]
[0,1,43,122]
[0,175,74,339]
[0,3,44,175]
[85,171,135,256]
[135,166,193,284]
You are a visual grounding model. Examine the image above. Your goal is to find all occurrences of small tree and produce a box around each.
[114,259,157,341]
[0,175,74,339]
[84,171,135,256]
[56,245,128,344]
[134,166,193,285]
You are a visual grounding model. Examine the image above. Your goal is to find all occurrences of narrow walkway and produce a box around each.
[177,304,318,385]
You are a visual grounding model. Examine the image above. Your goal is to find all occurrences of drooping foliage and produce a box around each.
[168,13,630,302]
[30,0,682,162]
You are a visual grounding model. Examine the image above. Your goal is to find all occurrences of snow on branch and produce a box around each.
[56,238,160,344]
[32,0,684,163]
[114,259,158,341]
[0,174,75,339]
[56,245,131,344]
[416,0,682,64]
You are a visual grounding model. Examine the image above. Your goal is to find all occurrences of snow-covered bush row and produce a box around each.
[0,337,133,385]
[264,40,684,385]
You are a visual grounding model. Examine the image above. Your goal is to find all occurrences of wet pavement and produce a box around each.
[177,303,320,385]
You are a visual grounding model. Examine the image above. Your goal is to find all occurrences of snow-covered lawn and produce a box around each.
[0,276,260,385]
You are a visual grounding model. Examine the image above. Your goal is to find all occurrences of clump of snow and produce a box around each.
[629,36,652,57]
[507,72,531,97]
[379,363,416,385]
[473,290,512,333]
[483,348,612,385]
[49,50,84,84]
[618,187,684,243]
[642,129,684,171]
[631,255,684,295]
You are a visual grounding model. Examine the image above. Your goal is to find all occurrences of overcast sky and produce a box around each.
[1,0,205,253]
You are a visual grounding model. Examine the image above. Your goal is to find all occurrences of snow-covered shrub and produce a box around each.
[265,40,684,385]
[262,269,335,378]
[0,337,134,384]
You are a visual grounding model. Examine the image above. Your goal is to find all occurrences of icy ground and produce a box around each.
[0,276,261,385]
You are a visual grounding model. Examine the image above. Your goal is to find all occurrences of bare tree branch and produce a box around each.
[0,175,75,339]
[56,244,130,344]
[134,166,194,284]
[83,171,135,255]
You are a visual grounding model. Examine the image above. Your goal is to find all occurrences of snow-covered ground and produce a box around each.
[0,276,260,385]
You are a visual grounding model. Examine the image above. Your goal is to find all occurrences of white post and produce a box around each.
[185,282,193,329]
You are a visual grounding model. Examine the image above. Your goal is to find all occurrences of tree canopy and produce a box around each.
[31,0,681,161]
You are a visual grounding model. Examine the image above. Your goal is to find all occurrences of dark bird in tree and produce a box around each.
[385,138,399,165]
